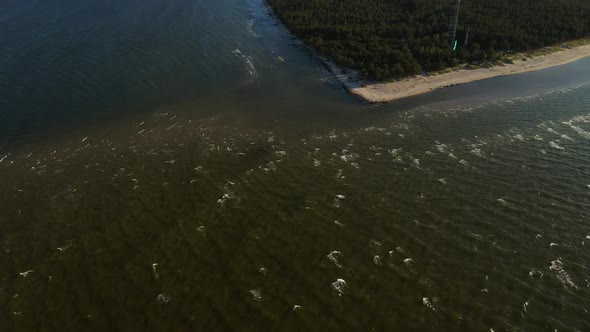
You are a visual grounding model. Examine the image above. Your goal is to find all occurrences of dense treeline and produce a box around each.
[267,0,590,80]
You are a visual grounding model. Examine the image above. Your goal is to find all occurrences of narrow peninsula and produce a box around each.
[267,0,590,103]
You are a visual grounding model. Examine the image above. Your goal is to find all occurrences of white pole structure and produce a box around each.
[450,0,461,49]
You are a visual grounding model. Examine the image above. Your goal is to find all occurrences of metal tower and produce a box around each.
[464,26,470,48]
[449,0,461,50]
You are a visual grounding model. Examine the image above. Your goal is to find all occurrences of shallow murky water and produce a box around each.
[1,0,590,331]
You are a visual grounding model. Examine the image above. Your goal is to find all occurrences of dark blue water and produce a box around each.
[1,0,259,148]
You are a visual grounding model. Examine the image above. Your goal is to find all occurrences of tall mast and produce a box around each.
[449,0,461,49]
[464,26,470,48]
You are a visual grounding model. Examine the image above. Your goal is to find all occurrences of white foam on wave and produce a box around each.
[497,198,509,206]
[569,125,590,139]
[470,148,485,158]
[19,270,34,278]
[246,19,259,37]
[331,279,347,296]
[547,128,561,136]
[522,298,531,317]
[244,56,258,78]
[529,269,543,279]
[196,225,207,236]
[327,251,343,268]
[561,134,574,141]
[373,255,382,266]
[333,195,345,207]
[363,126,387,132]
[157,293,170,304]
[249,288,263,302]
[232,49,258,78]
[152,263,159,280]
[259,161,277,172]
[328,130,337,140]
[388,148,403,157]
[340,150,359,165]
[392,122,410,130]
[412,159,421,168]
[217,191,236,204]
[313,159,321,167]
[335,169,345,182]
[568,113,590,125]
[549,259,577,289]
[534,135,544,141]
[435,144,449,153]
[561,114,590,138]
[369,240,382,248]
[549,141,565,150]
[0,154,10,164]
[564,114,590,124]
[422,297,438,311]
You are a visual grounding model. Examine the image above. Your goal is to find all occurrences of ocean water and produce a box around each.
[1,0,590,331]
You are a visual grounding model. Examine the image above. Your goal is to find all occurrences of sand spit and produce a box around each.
[325,43,590,103]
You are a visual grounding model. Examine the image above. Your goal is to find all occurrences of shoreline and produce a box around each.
[327,42,590,104]
[262,1,590,104]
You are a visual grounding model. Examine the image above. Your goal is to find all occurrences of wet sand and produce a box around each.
[326,43,590,103]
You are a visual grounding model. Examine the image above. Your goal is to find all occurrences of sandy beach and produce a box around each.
[326,43,590,103]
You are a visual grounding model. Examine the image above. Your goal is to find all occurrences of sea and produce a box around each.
[1,0,589,330]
